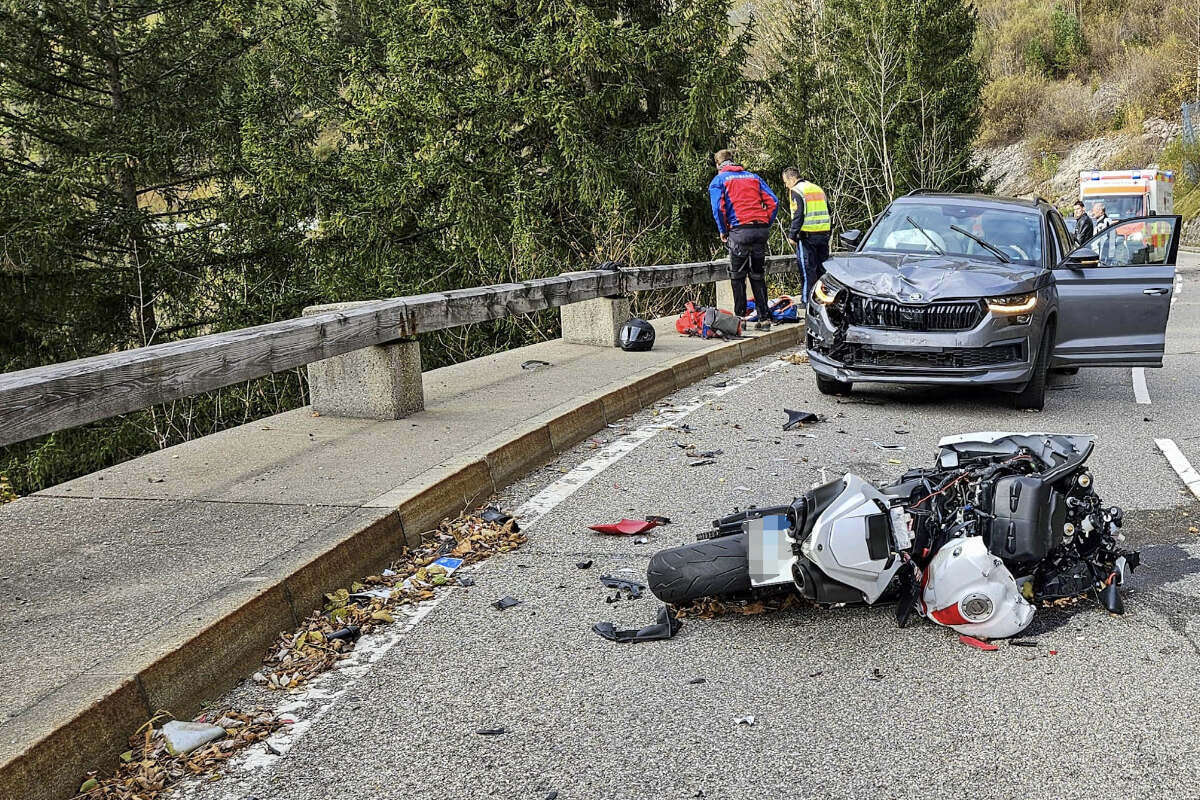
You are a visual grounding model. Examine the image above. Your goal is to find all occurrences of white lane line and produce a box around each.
[1155,438,1200,502]
[190,350,792,795]
[515,357,788,525]
[1172,273,1183,308]
[1132,367,1151,404]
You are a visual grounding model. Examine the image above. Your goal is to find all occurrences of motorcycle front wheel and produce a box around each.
[647,533,752,605]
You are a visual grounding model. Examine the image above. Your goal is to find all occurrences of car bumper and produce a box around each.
[804,300,1039,388]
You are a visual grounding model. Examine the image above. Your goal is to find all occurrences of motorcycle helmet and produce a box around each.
[921,536,1034,638]
[619,318,655,352]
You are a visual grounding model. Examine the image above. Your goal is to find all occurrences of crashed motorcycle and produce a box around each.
[647,433,1137,638]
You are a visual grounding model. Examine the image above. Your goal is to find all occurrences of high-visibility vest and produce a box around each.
[794,181,830,233]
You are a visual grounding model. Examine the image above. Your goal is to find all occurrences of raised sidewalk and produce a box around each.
[0,318,803,800]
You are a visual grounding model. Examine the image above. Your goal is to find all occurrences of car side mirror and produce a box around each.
[839,229,862,249]
[1061,247,1099,268]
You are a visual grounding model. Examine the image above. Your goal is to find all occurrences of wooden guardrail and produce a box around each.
[0,255,796,448]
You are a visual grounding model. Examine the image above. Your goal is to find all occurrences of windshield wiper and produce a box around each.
[949,224,1011,264]
[904,216,944,255]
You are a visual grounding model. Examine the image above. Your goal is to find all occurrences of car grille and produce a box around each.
[846,293,984,332]
[844,344,1023,370]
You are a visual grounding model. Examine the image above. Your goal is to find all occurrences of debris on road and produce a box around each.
[870,441,906,451]
[646,515,672,525]
[959,634,998,651]
[521,360,551,370]
[259,506,524,690]
[1010,640,1040,648]
[688,459,717,467]
[780,352,809,365]
[687,449,724,459]
[868,668,884,681]
[634,536,649,544]
[688,677,707,684]
[475,727,507,736]
[673,594,802,619]
[734,715,756,726]
[782,409,821,430]
[480,506,519,531]
[73,710,286,800]
[160,721,225,756]
[576,559,594,570]
[592,605,682,643]
[600,575,646,599]
[589,518,662,535]
[492,596,522,610]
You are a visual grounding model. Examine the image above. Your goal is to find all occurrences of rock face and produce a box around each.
[978,117,1184,205]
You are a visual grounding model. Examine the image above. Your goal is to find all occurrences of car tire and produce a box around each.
[815,373,853,396]
[646,533,752,605]
[1013,327,1051,411]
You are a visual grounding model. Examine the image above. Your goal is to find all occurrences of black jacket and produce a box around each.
[1074,213,1094,246]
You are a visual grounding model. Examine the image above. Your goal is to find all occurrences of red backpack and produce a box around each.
[676,301,743,339]
[676,301,706,337]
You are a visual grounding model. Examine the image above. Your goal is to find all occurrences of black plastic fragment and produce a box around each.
[646,515,672,526]
[476,727,506,736]
[1099,581,1125,614]
[576,559,594,570]
[326,626,361,643]
[688,677,707,685]
[458,576,476,587]
[492,596,522,610]
[600,574,646,599]
[481,506,519,531]
[867,668,884,681]
[783,409,820,430]
[521,360,551,370]
[1010,640,1039,648]
[593,605,682,643]
[689,459,716,467]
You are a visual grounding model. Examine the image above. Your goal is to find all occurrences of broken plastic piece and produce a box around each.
[161,721,225,755]
[646,515,671,525]
[592,605,682,643]
[734,715,756,726]
[782,409,820,430]
[688,449,724,458]
[458,576,476,587]
[1098,580,1125,614]
[521,360,551,370]
[634,536,650,544]
[576,560,593,570]
[959,634,998,651]
[867,668,884,681]
[600,575,646,599]
[492,596,522,610]
[326,626,361,643]
[689,459,716,467]
[688,677,706,684]
[589,519,659,535]
[1010,640,1039,647]
[480,507,519,531]
[475,727,506,735]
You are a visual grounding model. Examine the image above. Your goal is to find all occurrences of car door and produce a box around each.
[1051,215,1181,367]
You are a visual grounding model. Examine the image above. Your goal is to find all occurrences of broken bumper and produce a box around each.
[805,300,1038,388]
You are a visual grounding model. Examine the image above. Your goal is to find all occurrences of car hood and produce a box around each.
[824,252,1046,301]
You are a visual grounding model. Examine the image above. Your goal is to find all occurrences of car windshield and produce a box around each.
[1086,195,1144,220]
[861,201,1043,266]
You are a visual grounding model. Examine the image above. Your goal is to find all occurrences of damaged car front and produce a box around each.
[806,194,1058,409]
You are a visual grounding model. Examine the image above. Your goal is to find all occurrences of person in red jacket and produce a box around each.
[708,149,779,330]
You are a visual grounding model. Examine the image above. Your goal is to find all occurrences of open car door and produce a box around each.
[1052,215,1181,367]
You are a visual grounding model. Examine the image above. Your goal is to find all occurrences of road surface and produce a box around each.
[184,258,1200,800]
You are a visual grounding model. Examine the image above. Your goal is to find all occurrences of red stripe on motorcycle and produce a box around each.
[931,603,970,626]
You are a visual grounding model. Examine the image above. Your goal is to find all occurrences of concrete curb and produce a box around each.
[0,323,804,800]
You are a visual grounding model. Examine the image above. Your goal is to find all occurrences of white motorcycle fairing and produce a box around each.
[801,474,903,604]
[921,536,1035,638]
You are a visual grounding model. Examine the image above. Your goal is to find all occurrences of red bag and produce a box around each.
[676,301,705,337]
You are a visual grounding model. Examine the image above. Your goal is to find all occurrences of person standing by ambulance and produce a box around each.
[709,149,779,330]
[781,168,831,304]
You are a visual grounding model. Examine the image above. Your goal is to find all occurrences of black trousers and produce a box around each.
[727,225,770,320]
[797,232,829,302]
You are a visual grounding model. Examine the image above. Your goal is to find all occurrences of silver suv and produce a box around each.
[805,193,1182,409]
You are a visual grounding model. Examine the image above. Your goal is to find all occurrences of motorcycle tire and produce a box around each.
[647,533,752,605]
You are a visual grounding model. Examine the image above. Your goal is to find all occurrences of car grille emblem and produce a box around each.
[908,292,922,301]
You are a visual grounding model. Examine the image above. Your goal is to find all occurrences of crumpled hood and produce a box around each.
[824,252,1046,301]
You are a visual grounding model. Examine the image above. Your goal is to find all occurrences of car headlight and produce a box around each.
[986,293,1037,315]
[813,277,841,305]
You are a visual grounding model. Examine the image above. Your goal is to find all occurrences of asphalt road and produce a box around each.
[185,257,1200,800]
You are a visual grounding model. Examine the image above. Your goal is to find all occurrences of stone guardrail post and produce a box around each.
[302,302,424,419]
[560,296,632,347]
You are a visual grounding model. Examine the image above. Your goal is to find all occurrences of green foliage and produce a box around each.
[1025,4,1088,78]
[0,0,751,493]
[747,0,984,230]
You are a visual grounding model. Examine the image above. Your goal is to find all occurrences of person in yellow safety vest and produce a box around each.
[781,168,831,305]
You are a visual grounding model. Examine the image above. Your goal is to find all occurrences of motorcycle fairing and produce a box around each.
[802,474,903,603]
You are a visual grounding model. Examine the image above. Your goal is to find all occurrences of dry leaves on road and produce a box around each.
[780,352,809,365]
[673,593,806,619]
[259,508,525,690]
[73,709,285,800]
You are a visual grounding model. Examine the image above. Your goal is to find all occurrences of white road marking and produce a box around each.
[1172,273,1183,308]
[1155,438,1200,502]
[184,349,793,796]
[1132,368,1151,404]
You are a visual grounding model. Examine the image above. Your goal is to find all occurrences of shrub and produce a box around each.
[979,72,1049,145]
[1028,80,1103,141]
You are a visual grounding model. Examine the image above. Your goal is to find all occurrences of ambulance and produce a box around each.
[1078,169,1175,221]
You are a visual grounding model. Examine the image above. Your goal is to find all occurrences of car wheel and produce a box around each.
[815,373,852,396]
[1012,328,1051,411]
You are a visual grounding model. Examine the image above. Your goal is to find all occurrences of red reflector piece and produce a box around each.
[931,603,970,626]
[588,519,659,535]
[959,635,998,651]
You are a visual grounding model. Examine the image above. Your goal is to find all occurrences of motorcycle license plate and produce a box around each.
[748,514,797,587]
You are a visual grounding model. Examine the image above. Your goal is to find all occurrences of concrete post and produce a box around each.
[560,296,632,347]
[303,302,424,419]
[716,277,736,312]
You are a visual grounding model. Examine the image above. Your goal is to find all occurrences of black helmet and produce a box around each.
[619,318,655,352]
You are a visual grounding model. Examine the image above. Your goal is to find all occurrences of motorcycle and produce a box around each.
[647,432,1137,638]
